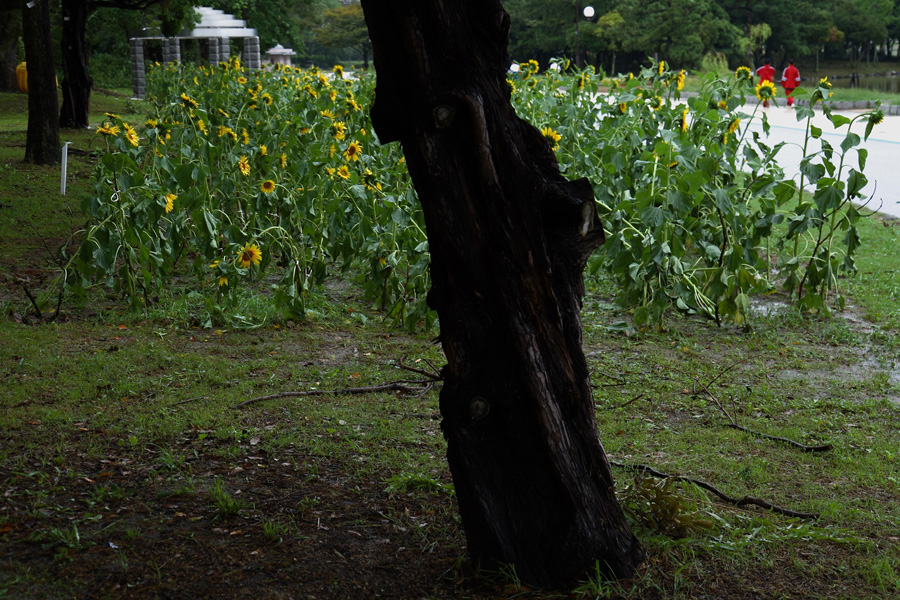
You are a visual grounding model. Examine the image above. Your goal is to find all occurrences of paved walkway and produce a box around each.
[744,103,900,219]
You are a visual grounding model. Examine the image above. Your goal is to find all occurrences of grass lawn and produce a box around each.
[1,86,899,599]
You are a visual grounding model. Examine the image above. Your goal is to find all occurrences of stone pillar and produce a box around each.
[129,38,146,99]
[162,37,181,64]
[243,36,261,69]
[219,38,230,63]
[208,37,221,64]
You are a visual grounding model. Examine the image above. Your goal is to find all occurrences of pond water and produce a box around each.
[828,73,900,93]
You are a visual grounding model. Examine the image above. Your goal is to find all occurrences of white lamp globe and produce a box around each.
[583,6,595,19]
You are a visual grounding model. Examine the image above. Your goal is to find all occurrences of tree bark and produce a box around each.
[0,9,20,93]
[59,0,91,129]
[360,0,642,588]
[22,0,59,164]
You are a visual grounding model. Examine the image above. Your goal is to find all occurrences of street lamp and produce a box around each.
[568,1,595,68]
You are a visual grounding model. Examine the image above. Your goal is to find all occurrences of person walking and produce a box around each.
[781,60,801,106]
[756,59,775,107]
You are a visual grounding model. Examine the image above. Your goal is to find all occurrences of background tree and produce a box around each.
[21,0,59,164]
[616,0,743,67]
[504,0,570,65]
[314,1,371,68]
[0,8,21,92]
[831,0,893,70]
[360,0,643,587]
[59,0,197,129]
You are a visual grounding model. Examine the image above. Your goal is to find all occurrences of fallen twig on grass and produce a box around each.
[232,381,434,409]
[724,423,832,452]
[600,393,646,411]
[610,460,820,519]
[398,353,443,380]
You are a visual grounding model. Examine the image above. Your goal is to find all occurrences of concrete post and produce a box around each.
[129,38,146,99]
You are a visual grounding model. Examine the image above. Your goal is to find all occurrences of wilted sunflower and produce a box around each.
[260,180,276,194]
[237,243,262,268]
[344,140,363,162]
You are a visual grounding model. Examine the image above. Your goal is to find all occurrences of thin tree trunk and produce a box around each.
[0,9,20,93]
[22,0,59,164]
[360,0,642,588]
[59,0,91,129]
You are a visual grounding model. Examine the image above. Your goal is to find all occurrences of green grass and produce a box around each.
[1,81,899,599]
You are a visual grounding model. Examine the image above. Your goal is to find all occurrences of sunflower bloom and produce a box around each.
[344,140,363,162]
[540,126,562,151]
[658,60,666,75]
[734,66,752,80]
[238,156,250,176]
[679,107,689,132]
[259,144,268,156]
[676,70,686,91]
[219,277,229,287]
[123,123,139,146]
[260,180,276,194]
[241,128,250,144]
[237,243,262,268]
[197,119,208,135]
[332,121,347,141]
[164,193,176,213]
[280,153,288,169]
[180,93,199,109]
[333,64,344,78]
[97,122,119,136]
[727,117,741,135]
[755,80,777,101]
[320,109,335,120]
[336,166,351,180]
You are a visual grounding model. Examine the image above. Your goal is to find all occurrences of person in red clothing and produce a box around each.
[756,59,775,107]
[781,60,801,106]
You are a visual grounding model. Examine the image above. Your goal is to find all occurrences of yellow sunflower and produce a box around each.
[333,64,344,78]
[679,107,689,132]
[734,66,752,80]
[237,243,262,268]
[97,122,119,137]
[540,126,562,151]
[259,144,268,156]
[280,153,288,169]
[238,156,250,176]
[727,117,741,135]
[344,140,363,162]
[755,80,777,100]
[164,193,176,213]
[332,121,347,141]
[123,123,139,147]
[260,180,276,194]
[180,93,199,109]
[676,70,686,91]
[658,60,666,75]
[336,165,351,180]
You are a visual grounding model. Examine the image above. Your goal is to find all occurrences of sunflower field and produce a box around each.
[68,56,881,329]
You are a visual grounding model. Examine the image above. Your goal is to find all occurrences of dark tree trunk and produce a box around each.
[360,0,642,588]
[22,0,59,164]
[0,9,20,93]
[59,0,91,129]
